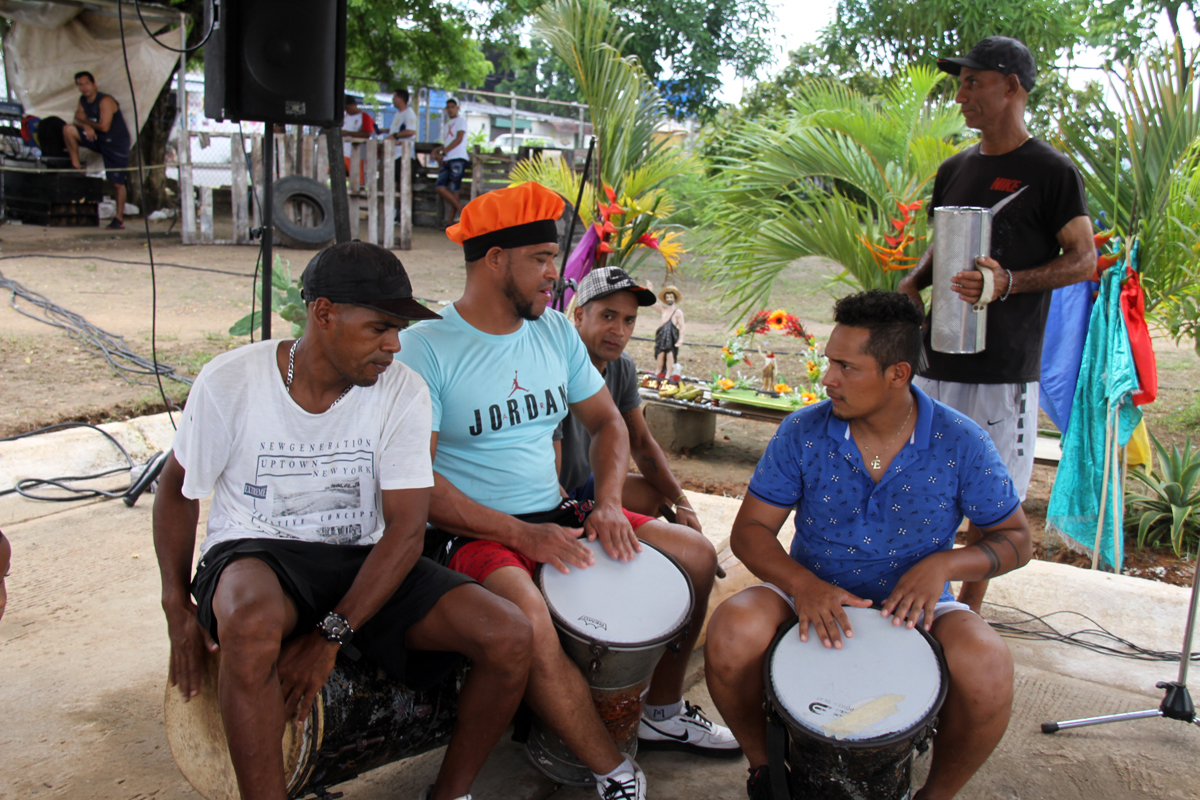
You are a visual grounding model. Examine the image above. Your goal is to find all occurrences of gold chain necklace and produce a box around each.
[853,400,915,471]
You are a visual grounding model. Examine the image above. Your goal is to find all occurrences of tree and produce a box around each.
[699,66,968,316]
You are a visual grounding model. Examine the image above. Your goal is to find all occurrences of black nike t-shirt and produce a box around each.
[921,138,1088,384]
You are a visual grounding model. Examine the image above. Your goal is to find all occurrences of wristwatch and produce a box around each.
[316,611,361,660]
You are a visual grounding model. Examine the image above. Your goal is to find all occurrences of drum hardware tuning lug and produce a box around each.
[589,642,609,676]
[667,627,690,654]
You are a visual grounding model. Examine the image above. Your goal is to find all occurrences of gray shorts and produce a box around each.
[915,377,1036,502]
[749,582,972,625]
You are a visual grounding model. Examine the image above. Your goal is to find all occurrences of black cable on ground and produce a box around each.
[984,602,1199,664]
[0,423,147,502]
[117,2,175,429]
[0,267,192,387]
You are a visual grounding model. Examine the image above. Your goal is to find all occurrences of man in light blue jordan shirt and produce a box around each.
[398,182,732,800]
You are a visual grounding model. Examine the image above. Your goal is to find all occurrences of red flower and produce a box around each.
[604,184,617,204]
[637,233,660,249]
[599,202,626,222]
[1094,229,1115,247]
[597,240,614,254]
[891,217,907,231]
[883,234,902,247]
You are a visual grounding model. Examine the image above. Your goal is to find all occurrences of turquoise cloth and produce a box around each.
[1046,266,1142,570]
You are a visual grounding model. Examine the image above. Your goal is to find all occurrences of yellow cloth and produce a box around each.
[1126,420,1152,470]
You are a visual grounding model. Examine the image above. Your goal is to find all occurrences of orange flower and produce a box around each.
[716,378,735,391]
[774,382,791,394]
[767,309,788,330]
[799,391,818,405]
[604,184,617,204]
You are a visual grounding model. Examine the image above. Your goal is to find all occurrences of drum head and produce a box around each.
[768,607,945,744]
[163,648,315,800]
[540,538,691,646]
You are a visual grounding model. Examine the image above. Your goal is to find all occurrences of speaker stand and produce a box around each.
[261,122,274,340]
[1042,553,1200,734]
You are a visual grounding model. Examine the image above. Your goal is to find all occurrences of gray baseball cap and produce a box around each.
[575,267,656,307]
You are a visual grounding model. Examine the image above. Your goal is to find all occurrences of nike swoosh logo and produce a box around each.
[987,419,1004,426]
[642,722,690,742]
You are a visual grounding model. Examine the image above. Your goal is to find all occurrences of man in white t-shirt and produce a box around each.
[154,242,532,800]
[386,88,418,142]
[431,98,469,224]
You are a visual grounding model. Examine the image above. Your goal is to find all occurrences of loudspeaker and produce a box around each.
[204,0,347,127]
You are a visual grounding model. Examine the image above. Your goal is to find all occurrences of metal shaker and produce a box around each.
[930,188,1026,354]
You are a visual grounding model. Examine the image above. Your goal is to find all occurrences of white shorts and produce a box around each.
[914,377,1037,502]
[750,582,973,626]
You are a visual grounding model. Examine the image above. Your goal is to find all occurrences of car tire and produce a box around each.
[272,176,335,249]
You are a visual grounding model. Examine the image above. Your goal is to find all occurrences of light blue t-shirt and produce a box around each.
[397,303,605,515]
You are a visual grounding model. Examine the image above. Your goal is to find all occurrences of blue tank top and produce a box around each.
[80,91,130,147]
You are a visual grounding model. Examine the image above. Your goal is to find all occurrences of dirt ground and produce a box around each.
[1,218,1198,586]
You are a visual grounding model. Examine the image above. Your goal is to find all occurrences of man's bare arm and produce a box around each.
[733,495,872,647]
[94,96,117,133]
[426,433,593,572]
[571,388,639,560]
[624,406,700,531]
[898,243,935,311]
[953,216,1096,303]
[153,454,216,700]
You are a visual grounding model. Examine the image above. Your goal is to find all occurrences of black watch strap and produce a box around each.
[317,612,362,661]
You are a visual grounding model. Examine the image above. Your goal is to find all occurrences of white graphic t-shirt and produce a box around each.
[397,304,604,515]
[172,340,434,555]
[442,114,469,161]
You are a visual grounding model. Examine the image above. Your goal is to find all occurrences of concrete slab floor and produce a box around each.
[3,416,1200,799]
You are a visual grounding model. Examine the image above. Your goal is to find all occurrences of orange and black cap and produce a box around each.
[447,182,565,262]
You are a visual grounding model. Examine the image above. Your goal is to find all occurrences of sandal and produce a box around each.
[106,218,124,230]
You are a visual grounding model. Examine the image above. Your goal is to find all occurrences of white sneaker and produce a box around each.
[638,700,742,758]
[596,758,646,800]
[417,787,472,800]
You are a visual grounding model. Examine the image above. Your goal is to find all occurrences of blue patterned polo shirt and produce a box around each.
[747,385,1020,603]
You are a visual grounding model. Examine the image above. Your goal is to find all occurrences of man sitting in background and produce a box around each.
[62,71,131,230]
[342,94,375,184]
[557,266,734,756]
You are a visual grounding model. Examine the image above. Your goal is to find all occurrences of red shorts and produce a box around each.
[447,508,654,583]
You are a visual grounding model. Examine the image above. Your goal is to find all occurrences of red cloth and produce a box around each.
[447,509,656,583]
[1120,267,1157,406]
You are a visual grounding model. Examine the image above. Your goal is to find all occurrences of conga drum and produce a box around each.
[164,648,462,799]
[527,537,694,785]
[764,607,949,800]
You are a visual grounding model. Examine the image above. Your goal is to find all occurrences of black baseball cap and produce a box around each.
[575,266,656,307]
[344,94,361,105]
[300,241,441,321]
[937,37,1036,92]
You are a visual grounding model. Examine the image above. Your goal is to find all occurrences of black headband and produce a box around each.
[462,219,559,262]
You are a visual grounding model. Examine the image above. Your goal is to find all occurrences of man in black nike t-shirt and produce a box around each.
[898,37,1095,613]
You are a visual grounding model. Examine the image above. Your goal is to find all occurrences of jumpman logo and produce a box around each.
[508,371,528,398]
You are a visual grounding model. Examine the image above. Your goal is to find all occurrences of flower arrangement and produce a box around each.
[593,184,684,272]
[715,308,829,405]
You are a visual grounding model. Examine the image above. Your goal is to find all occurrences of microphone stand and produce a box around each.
[1042,555,1200,733]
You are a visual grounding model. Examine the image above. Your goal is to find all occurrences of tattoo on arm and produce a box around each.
[973,531,1022,578]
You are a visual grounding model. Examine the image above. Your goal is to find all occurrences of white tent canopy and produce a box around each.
[0,0,183,147]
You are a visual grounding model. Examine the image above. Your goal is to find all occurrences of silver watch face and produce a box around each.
[321,613,350,639]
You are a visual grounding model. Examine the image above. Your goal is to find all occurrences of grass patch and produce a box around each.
[1162,393,1200,432]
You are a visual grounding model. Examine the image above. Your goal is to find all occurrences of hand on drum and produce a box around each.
[950,257,1005,304]
[585,501,641,563]
[518,522,595,573]
[792,574,873,649]
[278,632,340,724]
[880,552,951,632]
[165,601,219,701]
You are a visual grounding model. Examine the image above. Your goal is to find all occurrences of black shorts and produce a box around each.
[192,538,473,690]
[76,128,130,186]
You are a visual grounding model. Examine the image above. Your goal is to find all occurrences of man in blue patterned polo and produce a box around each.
[704,290,1032,800]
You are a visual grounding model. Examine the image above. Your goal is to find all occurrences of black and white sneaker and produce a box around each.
[638,700,742,757]
[596,758,646,800]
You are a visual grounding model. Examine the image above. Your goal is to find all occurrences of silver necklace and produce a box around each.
[854,400,915,471]
[287,340,353,407]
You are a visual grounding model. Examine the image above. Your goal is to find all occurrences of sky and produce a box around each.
[718,0,1200,105]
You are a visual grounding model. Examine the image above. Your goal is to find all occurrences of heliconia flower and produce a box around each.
[883,234,902,247]
[1097,253,1121,270]
[898,199,923,213]
[604,184,617,203]
[1094,229,1115,247]
[638,233,660,249]
[597,241,614,254]
[891,217,907,231]
[600,220,616,235]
